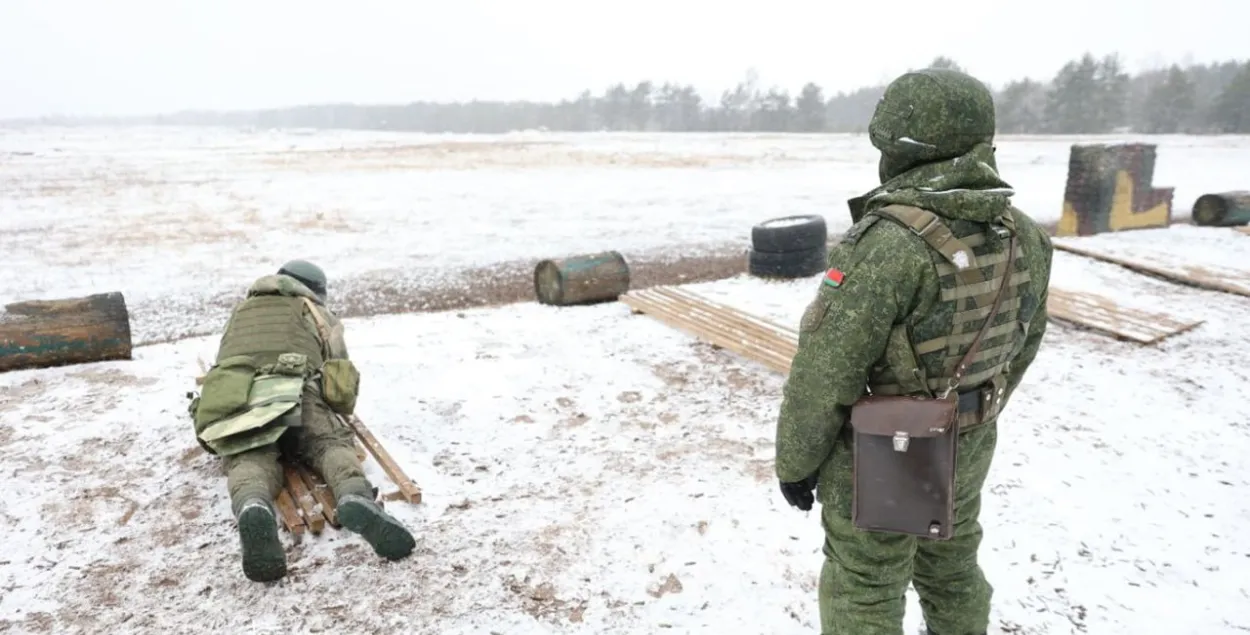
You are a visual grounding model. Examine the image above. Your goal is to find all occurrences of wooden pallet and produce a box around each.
[1046,288,1203,344]
[620,285,1200,374]
[620,286,797,374]
[275,414,422,536]
[1053,240,1250,298]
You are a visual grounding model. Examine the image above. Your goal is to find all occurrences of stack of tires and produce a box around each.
[748,215,828,279]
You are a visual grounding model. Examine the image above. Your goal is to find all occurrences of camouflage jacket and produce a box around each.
[773,200,1053,484]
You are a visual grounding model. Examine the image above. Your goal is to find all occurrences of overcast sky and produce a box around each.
[1,0,1246,118]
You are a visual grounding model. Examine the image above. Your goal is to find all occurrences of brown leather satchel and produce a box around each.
[849,235,1018,540]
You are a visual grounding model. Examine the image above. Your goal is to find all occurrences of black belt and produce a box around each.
[957,388,982,413]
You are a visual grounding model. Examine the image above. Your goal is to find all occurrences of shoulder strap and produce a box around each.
[300,297,332,360]
[873,205,978,271]
[941,235,1018,398]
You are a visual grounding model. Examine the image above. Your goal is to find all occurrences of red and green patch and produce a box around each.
[822,268,845,288]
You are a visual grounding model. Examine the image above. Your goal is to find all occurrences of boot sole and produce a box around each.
[337,499,416,560]
[238,505,287,582]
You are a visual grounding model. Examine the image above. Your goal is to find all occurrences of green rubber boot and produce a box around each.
[336,494,416,560]
[236,498,287,582]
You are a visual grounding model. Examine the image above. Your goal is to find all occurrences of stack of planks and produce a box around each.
[1045,288,1202,344]
[270,414,423,537]
[620,284,1202,372]
[1053,240,1250,299]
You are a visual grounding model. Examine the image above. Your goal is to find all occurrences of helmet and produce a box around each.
[277,259,327,299]
[868,68,996,180]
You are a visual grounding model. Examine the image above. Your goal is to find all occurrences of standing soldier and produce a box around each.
[774,69,1053,635]
[190,260,415,582]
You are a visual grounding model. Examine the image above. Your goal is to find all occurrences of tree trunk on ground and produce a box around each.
[0,292,133,373]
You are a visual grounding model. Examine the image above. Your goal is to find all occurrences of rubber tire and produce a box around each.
[751,215,828,253]
[748,245,828,279]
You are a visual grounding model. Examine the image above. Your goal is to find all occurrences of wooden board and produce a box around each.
[1053,240,1250,298]
[620,284,1201,377]
[1046,288,1203,344]
[345,415,423,504]
[269,418,420,534]
[1236,226,1250,236]
[621,286,797,374]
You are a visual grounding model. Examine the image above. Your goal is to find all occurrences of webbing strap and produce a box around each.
[300,297,332,361]
[874,205,978,273]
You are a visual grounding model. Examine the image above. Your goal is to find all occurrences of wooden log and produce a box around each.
[534,251,631,306]
[1055,143,1173,237]
[0,292,132,373]
[1192,191,1250,227]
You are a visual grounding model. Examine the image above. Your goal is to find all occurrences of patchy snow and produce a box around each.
[2,127,1247,330]
[3,230,1250,633]
[1053,225,1250,289]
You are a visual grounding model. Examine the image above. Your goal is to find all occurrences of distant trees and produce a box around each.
[90,54,1250,135]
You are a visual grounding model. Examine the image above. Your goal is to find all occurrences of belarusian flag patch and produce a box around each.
[822,268,845,288]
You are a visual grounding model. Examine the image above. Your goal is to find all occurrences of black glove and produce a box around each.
[779,474,818,511]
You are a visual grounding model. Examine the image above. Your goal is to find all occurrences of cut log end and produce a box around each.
[0,291,132,373]
[1193,192,1250,227]
[533,251,630,306]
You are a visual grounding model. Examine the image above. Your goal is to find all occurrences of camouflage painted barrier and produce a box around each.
[1055,143,1174,237]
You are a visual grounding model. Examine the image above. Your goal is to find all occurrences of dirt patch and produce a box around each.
[329,244,748,321]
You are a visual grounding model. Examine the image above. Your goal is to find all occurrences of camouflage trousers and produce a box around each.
[815,422,999,635]
[222,382,372,516]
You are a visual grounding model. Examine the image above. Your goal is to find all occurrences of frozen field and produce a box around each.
[2,221,1249,634]
[2,127,1248,345]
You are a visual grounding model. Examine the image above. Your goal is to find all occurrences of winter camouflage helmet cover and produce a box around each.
[868,68,997,180]
[278,259,327,299]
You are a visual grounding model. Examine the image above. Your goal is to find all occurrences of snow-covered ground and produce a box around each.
[3,217,1250,634]
[2,127,1248,345]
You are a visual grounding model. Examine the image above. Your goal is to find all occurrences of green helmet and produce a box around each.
[277,259,327,300]
[868,68,996,181]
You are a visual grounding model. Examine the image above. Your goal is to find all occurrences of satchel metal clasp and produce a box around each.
[892,431,910,452]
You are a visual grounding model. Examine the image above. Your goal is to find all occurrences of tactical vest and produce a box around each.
[215,294,326,370]
[863,204,1030,426]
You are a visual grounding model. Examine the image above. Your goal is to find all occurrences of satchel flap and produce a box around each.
[849,395,958,438]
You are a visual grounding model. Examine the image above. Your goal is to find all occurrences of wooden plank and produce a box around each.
[345,415,423,504]
[1236,226,1250,236]
[621,287,796,373]
[283,464,325,534]
[296,464,339,527]
[274,488,305,535]
[1053,240,1250,298]
[622,285,1201,376]
[621,289,794,373]
[1047,288,1203,344]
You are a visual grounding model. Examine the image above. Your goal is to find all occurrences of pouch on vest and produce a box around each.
[197,373,305,456]
[193,354,258,433]
[320,358,360,415]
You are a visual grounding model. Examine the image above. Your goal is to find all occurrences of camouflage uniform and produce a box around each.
[197,261,415,582]
[774,69,1053,635]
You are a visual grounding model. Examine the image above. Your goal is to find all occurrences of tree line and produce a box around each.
[26,53,1250,135]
